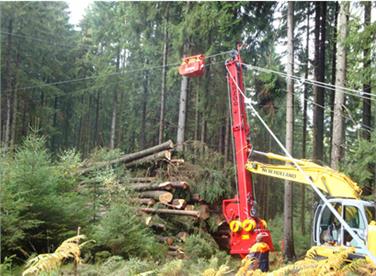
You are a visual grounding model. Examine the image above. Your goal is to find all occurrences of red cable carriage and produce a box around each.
[178,54,206,77]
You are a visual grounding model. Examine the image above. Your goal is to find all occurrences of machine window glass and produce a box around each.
[320,205,331,226]
[365,206,376,223]
[319,204,341,244]
[344,206,365,229]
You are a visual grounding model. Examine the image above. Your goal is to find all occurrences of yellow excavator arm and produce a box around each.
[245,151,363,199]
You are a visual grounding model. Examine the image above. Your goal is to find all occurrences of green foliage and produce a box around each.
[0,255,17,276]
[342,131,376,192]
[92,202,166,259]
[158,259,185,276]
[268,214,311,256]
[192,167,233,205]
[108,257,155,276]
[1,135,89,256]
[180,142,234,204]
[184,233,219,259]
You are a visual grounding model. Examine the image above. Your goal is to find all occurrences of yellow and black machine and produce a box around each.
[247,150,376,261]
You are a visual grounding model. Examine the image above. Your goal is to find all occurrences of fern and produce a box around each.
[22,235,90,276]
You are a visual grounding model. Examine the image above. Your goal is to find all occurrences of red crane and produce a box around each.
[179,48,273,256]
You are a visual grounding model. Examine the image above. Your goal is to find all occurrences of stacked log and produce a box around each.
[77,140,174,175]
[77,141,217,259]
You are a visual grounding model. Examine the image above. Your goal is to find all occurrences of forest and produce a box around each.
[1,1,376,275]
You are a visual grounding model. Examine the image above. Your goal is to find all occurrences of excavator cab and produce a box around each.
[313,199,376,255]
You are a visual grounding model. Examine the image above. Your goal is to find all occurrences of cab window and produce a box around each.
[365,206,376,223]
[344,206,365,229]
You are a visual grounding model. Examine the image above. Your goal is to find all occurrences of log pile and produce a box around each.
[78,141,219,258]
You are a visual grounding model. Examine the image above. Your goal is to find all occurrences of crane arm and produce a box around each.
[245,151,362,199]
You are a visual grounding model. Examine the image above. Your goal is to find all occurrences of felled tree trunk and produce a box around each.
[130,181,188,192]
[78,140,174,175]
[139,191,173,204]
[132,198,156,206]
[129,177,156,183]
[129,182,173,192]
[161,199,187,210]
[124,151,171,167]
[139,208,200,218]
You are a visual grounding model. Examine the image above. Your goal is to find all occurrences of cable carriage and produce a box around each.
[178,54,205,77]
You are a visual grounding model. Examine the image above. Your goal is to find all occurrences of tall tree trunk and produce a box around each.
[176,76,188,152]
[10,53,20,150]
[194,83,200,142]
[312,1,326,162]
[362,1,371,141]
[224,108,230,165]
[110,48,121,150]
[361,1,373,195]
[140,61,149,149]
[94,92,100,147]
[218,124,224,154]
[301,2,310,236]
[329,2,339,161]
[110,90,118,150]
[177,43,189,153]
[3,19,13,152]
[51,96,59,151]
[158,7,169,144]
[284,1,295,261]
[331,2,349,170]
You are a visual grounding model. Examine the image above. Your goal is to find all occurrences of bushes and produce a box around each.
[184,233,219,259]
[92,202,166,259]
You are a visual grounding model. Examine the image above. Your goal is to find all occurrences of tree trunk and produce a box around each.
[128,177,156,183]
[78,140,174,174]
[194,83,200,142]
[301,2,310,236]
[329,2,339,160]
[94,92,100,147]
[140,60,149,149]
[139,191,173,204]
[177,75,188,152]
[312,1,326,163]
[362,1,371,141]
[10,53,20,150]
[133,198,156,206]
[129,181,173,192]
[331,2,349,170]
[224,108,230,165]
[159,7,169,144]
[3,19,13,152]
[124,150,171,167]
[139,207,200,218]
[51,96,59,151]
[284,1,295,261]
[110,48,121,149]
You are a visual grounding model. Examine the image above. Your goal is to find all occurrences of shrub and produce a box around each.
[1,135,89,256]
[92,202,166,260]
[184,233,219,259]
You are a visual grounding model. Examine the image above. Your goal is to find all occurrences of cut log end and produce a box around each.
[139,191,173,204]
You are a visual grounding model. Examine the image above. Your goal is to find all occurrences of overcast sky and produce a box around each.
[67,0,91,27]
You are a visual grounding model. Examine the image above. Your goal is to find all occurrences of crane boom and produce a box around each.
[246,151,362,199]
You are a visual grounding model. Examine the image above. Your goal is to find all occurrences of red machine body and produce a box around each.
[223,51,273,256]
[178,50,273,256]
